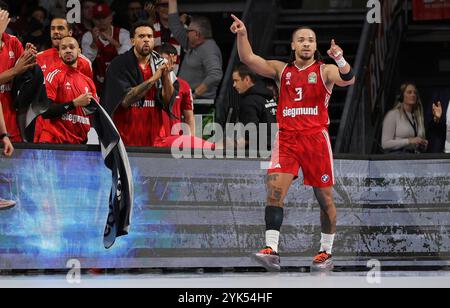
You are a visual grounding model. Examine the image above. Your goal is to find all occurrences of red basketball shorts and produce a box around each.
[268,128,335,187]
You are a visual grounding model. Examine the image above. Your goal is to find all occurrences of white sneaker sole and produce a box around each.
[311,259,334,272]
[251,253,281,272]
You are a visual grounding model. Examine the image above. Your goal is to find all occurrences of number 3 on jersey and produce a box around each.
[295,88,303,102]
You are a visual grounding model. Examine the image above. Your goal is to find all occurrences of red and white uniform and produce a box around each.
[0,33,24,142]
[39,64,98,144]
[37,48,93,79]
[113,64,166,147]
[268,61,334,187]
[35,48,94,142]
[161,77,193,137]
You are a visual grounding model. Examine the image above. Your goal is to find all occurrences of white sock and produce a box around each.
[320,233,335,255]
[266,230,280,252]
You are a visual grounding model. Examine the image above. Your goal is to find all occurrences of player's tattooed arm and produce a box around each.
[121,65,165,108]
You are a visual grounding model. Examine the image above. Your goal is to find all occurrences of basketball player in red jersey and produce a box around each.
[0,7,37,142]
[111,21,174,147]
[37,17,93,78]
[39,37,98,144]
[35,17,94,142]
[231,15,355,272]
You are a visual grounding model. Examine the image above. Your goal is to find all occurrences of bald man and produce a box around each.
[39,37,99,144]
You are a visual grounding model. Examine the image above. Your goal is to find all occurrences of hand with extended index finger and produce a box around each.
[433,101,442,121]
[327,39,344,60]
[230,14,247,36]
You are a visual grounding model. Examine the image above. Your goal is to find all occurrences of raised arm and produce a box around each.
[230,14,284,80]
[168,0,189,50]
[323,39,355,88]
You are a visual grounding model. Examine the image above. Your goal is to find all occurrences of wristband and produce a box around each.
[335,55,347,68]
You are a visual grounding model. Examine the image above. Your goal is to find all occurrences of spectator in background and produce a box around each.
[23,6,49,52]
[126,1,147,31]
[146,0,183,74]
[168,0,223,100]
[382,83,428,153]
[38,0,66,19]
[424,100,444,153]
[82,3,132,95]
[39,37,98,144]
[232,64,277,151]
[425,90,450,153]
[72,0,97,44]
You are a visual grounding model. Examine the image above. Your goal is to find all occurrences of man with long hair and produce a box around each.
[231,15,355,271]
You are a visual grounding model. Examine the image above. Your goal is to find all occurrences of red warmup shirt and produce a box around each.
[113,64,166,147]
[35,49,94,142]
[0,33,24,142]
[162,77,193,136]
[278,61,332,134]
[37,47,93,79]
[39,64,98,144]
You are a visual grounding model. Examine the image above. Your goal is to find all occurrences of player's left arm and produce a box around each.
[323,39,355,88]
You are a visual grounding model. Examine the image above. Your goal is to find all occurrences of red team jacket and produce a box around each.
[35,48,94,142]
[278,61,332,134]
[0,33,24,142]
[40,64,98,144]
[37,47,93,79]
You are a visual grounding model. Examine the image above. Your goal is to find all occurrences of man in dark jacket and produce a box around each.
[232,64,278,152]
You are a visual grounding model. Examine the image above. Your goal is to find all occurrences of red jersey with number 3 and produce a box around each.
[278,61,332,134]
[40,64,98,144]
[0,33,24,142]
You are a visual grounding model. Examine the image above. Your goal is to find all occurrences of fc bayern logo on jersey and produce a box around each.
[321,174,330,184]
[308,72,317,84]
[9,51,15,59]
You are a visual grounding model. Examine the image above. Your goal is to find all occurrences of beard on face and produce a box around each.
[299,55,313,61]
[298,50,314,61]
[62,55,77,66]
[137,45,152,57]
